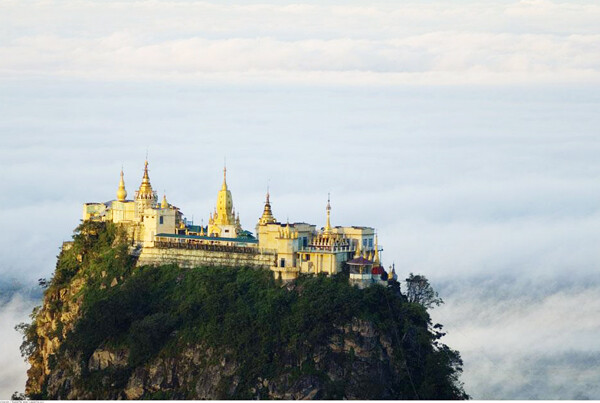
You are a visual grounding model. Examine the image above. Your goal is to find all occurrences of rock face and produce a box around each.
[21,221,468,400]
[25,276,85,396]
[88,347,129,371]
[38,319,401,400]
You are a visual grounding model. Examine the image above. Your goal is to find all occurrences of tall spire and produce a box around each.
[324,193,332,234]
[222,159,227,190]
[116,168,127,201]
[259,187,276,225]
[137,159,154,200]
[143,160,149,183]
[213,166,234,225]
[354,238,362,258]
[373,234,381,265]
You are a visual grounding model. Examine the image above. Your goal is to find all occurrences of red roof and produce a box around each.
[371,266,384,275]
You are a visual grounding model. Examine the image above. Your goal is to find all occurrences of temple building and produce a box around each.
[82,161,181,246]
[83,160,390,284]
[207,166,241,238]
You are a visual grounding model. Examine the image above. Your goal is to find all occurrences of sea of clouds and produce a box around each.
[1,0,600,399]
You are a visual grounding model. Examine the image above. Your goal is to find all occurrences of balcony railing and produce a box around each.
[153,239,275,255]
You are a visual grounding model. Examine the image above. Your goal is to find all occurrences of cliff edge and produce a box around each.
[17,221,468,399]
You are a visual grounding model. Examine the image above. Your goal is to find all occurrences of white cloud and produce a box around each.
[1,1,600,84]
[0,295,37,399]
[432,279,600,398]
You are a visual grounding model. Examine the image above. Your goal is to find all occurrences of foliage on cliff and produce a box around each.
[19,221,469,400]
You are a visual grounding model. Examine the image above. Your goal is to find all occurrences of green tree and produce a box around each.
[405,273,443,309]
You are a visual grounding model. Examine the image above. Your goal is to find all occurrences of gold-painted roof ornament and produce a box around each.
[259,188,277,225]
[354,239,361,258]
[373,234,381,265]
[116,168,127,201]
[324,193,332,234]
[161,193,169,209]
[213,164,234,225]
[136,160,154,200]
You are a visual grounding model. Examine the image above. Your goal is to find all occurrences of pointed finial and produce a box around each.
[117,167,127,201]
[143,159,149,177]
[259,183,276,225]
[137,158,153,201]
[374,233,381,265]
[221,159,228,189]
[266,181,270,202]
[324,193,332,233]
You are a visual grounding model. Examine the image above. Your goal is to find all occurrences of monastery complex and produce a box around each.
[83,161,397,285]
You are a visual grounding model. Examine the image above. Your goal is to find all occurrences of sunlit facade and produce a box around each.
[83,160,395,283]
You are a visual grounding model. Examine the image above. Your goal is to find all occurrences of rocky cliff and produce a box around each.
[18,221,468,399]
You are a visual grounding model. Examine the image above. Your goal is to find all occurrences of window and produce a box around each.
[305,254,310,260]
[368,238,373,247]
[159,216,164,224]
[280,258,286,267]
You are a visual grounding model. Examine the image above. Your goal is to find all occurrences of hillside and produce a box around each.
[17,221,468,399]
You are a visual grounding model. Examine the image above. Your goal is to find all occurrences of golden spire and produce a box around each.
[354,239,361,258]
[324,193,332,234]
[373,234,381,265]
[258,188,276,225]
[161,193,168,209]
[213,165,234,225]
[116,168,127,201]
[142,160,150,184]
[137,160,154,200]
